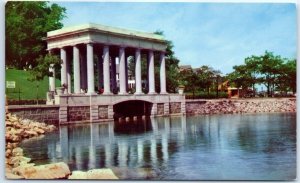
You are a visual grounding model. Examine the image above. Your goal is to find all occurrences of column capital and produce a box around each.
[58,46,68,50]
[70,44,80,48]
[85,42,95,46]
[103,44,110,49]
[48,49,55,54]
[119,45,126,50]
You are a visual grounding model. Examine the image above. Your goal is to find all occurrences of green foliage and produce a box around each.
[5,1,66,69]
[227,51,296,96]
[6,69,60,100]
[185,91,228,99]
[179,65,222,96]
[28,54,61,82]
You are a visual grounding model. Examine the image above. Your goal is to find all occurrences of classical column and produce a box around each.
[135,49,142,94]
[148,50,156,94]
[119,46,127,94]
[103,45,111,94]
[73,45,81,94]
[125,54,128,92]
[49,64,55,92]
[160,52,167,94]
[80,52,84,92]
[97,53,103,91]
[66,52,71,94]
[60,48,67,92]
[80,50,87,93]
[111,56,117,93]
[87,43,95,94]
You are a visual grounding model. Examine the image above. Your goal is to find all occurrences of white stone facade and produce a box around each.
[46,23,185,123]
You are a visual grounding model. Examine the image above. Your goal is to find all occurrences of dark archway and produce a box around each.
[113,100,152,119]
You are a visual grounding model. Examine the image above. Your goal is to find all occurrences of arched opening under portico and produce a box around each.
[113,100,153,119]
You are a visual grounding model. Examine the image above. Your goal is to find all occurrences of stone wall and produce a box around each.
[98,106,108,119]
[68,106,90,121]
[157,103,164,115]
[8,105,59,125]
[170,102,181,114]
[186,98,296,115]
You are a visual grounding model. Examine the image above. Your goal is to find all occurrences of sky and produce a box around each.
[56,2,297,75]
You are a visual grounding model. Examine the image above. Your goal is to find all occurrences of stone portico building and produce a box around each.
[46,23,185,124]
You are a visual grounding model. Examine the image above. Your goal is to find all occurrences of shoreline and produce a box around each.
[186,98,296,115]
[5,97,296,179]
[5,112,118,179]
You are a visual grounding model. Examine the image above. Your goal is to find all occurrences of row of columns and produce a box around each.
[53,43,167,95]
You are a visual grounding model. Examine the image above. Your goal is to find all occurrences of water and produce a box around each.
[20,113,296,180]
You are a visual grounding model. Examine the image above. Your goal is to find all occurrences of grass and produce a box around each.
[5,69,61,100]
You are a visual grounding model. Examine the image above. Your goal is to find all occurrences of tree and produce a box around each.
[228,51,295,97]
[27,54,61,103]
[244,55,262,95]
[196,65,221,95]
[276,59,296,94]
[259,51,284,96]
[5,1,66,69]
[180,69,198,98]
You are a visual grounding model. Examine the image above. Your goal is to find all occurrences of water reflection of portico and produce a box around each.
[54,116,187,170]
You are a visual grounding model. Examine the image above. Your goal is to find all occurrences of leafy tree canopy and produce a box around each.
[6,1,66,69]
[227,51,296,96]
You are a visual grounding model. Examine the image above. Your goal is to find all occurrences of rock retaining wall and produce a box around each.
[186,98,296,115]
[170,102,181,114]
[7,105,59,125]
[68,106,90,122]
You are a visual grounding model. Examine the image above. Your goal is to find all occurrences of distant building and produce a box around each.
[179,65,192,72]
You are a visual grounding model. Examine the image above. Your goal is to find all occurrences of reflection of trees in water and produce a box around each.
[237,124,259,153]
[236,114,296,154]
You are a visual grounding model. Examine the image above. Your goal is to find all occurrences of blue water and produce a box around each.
[20,113,296,180]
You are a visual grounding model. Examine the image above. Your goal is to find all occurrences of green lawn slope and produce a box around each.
[5,69,61,100]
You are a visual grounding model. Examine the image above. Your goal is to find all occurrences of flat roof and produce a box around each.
[47,23,165,42]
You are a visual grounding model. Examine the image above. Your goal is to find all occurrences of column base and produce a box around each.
[118,92,128,95]
[86,92,97,95]
[148,92,157,95]
[160,92,168,95]
[134,92,143,95]
[103,92,113,95]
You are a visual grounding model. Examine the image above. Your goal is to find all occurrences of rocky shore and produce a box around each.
[5,112,118,179]
[186,98,296,115]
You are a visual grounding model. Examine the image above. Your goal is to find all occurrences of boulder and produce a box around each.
[35,128,45,134]
[9,156,31,167]
[13,162,70,179]
[69,169,118,180]
[25,130,38,137]
[68,171,87,179]
[12,148,23,157]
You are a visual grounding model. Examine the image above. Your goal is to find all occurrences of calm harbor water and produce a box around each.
[20,113,296,180]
